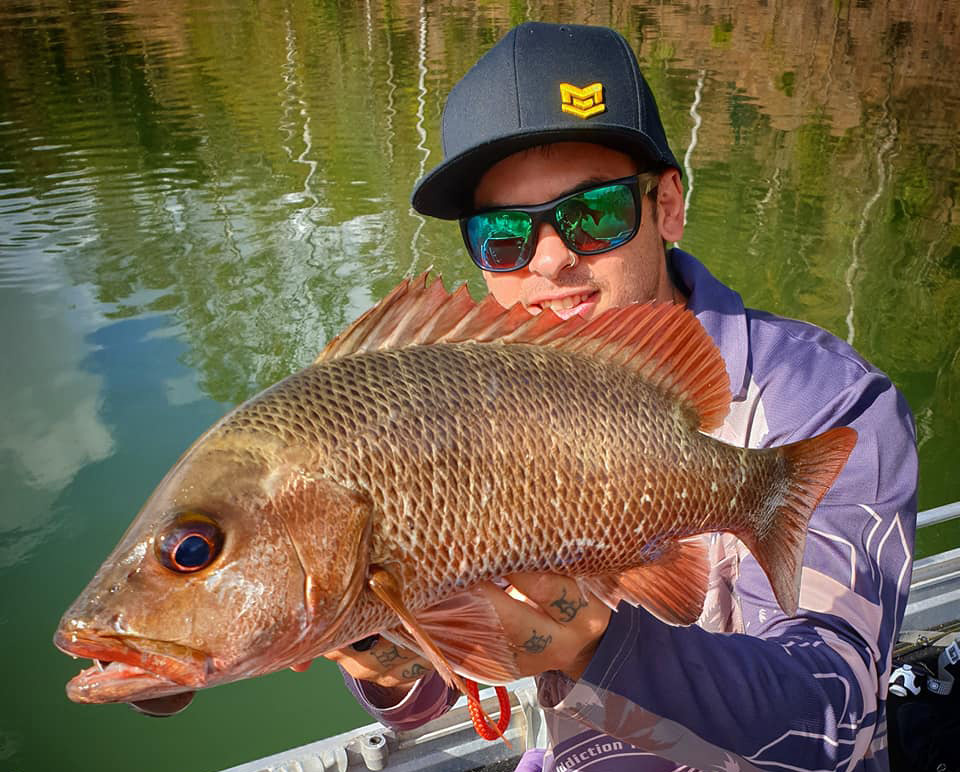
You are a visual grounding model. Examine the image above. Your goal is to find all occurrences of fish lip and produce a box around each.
[54,628,210,704]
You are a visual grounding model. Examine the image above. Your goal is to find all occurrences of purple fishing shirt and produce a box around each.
[343,249,918,771]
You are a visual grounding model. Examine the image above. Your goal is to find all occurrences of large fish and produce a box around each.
[55,273,856,713]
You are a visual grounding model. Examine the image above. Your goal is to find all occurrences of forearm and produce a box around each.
[557,604,872,771]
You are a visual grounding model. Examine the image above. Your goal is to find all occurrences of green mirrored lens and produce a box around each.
[555,183,636,252]
[467,211,533,269]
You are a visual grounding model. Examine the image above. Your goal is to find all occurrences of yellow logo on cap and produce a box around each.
[560,82,605,119]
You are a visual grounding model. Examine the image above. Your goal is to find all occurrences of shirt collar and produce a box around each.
[669,247,751,401]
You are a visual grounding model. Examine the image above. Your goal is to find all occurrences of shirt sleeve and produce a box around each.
[340,669,459,731]
[550,363,918,770]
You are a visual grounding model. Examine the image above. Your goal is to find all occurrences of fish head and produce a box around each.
[54,426,372,707]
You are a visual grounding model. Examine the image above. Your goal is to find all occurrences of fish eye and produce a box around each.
[155,513,224,574]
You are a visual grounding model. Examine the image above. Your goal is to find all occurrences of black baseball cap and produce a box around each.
[411,21,681,220]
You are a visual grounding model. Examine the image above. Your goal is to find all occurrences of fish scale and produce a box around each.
[263,341,773,617]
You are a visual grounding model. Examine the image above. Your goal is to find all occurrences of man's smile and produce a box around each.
[526,289,600,319]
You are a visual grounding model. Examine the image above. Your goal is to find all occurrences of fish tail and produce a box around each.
[743,426,857,616]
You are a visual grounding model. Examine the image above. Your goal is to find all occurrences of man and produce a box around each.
[326,22,917,771]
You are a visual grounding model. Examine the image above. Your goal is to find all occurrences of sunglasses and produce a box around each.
[460,173,659,273]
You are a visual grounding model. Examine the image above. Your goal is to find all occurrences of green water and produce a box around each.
[1,2,958,770]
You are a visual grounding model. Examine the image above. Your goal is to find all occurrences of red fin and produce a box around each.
[367,567,468,695]
[381,591,521,685]
[578,538,709,625]
[371,575,513,743]
[314,273,731,430]
[742,426,858,616]
[316,274,448,362]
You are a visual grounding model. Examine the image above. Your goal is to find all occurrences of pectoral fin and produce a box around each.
[367,568,511,742]
[380,590,521,685]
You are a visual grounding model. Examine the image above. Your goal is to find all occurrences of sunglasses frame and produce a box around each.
[459,173,660,273]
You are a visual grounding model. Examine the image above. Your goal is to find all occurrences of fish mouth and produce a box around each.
[54,628,211,705]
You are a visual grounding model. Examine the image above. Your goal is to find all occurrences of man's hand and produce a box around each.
[315,572,611,698]
[322,635,435,703]
[476,573,612,682]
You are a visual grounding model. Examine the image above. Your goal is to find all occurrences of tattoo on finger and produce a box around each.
[523,629,552,654]
[550,587,588,623]
[401,663,427,680]
[372,644,409,667]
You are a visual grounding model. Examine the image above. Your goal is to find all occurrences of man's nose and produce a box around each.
[526,222,574,279]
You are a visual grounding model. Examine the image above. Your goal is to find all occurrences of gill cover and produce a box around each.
[265,474,373,642]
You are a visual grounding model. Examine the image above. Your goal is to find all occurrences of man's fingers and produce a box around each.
[474,574,612,680]
[323,637,435,687]
[472,581,560,671]
[505,573,594,626]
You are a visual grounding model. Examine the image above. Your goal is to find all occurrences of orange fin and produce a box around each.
[367,569,509,742]
[740,426,857,616]
[315,275,466,362]
[578,538,709,625]
[367,567,467,694]
[315,273,730,430]
[381,591,521,685]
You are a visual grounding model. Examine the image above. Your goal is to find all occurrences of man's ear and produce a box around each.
[655,168,684,243]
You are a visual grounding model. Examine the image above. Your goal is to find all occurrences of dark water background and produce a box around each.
[1,1,958,770]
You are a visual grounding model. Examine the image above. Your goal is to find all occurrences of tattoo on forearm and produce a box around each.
[523,629,552,654]
[371,644,409,667]
[401,663,427,680]
[550,587,588,623]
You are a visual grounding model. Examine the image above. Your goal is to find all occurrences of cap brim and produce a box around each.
[411,127,680,220]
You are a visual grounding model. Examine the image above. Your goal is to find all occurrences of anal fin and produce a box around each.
[577,538,709,625]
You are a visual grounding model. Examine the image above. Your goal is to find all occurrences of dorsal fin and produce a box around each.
[315,272,731,431]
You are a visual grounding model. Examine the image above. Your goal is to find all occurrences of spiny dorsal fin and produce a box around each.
[315,272,731,431]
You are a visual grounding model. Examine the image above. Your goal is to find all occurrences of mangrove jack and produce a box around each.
[55,273,856,712]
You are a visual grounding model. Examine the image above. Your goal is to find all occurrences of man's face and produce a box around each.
[473,142,684,319]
